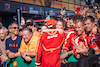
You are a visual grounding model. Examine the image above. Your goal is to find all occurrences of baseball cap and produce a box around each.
[47,19,56,28]
[19,25,26,31]
[26,19,34,26]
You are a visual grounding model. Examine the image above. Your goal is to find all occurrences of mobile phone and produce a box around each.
[63,7,66,10]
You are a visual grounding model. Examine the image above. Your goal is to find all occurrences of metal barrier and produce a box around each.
[6,56,36,67]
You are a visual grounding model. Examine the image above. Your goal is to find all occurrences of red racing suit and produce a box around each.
[63,28,75,51]
[36,31,65,67]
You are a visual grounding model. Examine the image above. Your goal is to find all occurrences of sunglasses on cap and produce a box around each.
[26,23,33,26]
[11,27,19,29]
[48,24,56,29]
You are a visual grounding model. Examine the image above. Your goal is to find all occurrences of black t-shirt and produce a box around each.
[6,35,22,53]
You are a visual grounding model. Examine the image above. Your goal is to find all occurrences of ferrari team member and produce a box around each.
[36,19,65,67]
[61,16,89,60]
[84,16,99,54]
[62,15,83,55]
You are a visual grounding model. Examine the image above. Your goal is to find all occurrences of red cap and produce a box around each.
[47,19,56,27]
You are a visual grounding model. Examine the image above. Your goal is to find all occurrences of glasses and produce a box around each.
[11,27,19,29]
[26,23,33,26]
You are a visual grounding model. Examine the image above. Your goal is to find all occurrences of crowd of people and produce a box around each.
[0,4,100,67]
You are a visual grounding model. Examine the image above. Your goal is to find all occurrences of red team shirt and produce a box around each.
[36,31,65,67]
[88,32,100,49]
[63,30,98,58]
[64,32,89,57]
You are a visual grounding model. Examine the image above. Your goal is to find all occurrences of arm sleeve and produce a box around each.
[36,36,43,65]
[63,33,71,52]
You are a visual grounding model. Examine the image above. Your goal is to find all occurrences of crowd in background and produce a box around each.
[0,3,100,67]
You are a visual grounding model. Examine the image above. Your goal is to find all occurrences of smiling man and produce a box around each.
[20,28,39,61]
[61,15,89,63]
[84,16,99,54]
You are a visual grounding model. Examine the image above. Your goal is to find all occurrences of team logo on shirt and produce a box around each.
[9,44,18,47]
[47,34,58,39]
[33,39,36,41]
[79,42,83,46]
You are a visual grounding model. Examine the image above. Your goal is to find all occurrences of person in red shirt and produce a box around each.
[61,15,89,60]
[36,19,65,67]
[84,16,99,54]
[61,15,99,65]
[96,19,100,49]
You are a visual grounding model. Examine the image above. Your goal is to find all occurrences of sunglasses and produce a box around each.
[26,22,33,26]
[11,27,19,29]
[27,23,33,26]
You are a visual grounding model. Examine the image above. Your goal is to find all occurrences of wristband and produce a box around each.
[62,52,69,57]
[24,52,27,56]
[0,53,2,56]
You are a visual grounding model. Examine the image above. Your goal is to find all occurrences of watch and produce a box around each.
[0,53,2,56]
[24,52,27,56]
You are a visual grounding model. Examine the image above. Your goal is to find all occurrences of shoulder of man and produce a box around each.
[5,36,11,42]
[17,35,22,39]
[32,35,39,40]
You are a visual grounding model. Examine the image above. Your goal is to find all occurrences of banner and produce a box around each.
[0,1,44,15]
[35,0,44,6]
[52,1,62,9]
[44,7,75,17]
[0,1,20,12]
[75,0,81,5]
[69,4,75,11]
[10,0,22,2]
[69,0,74,3]
[21,5,44,15]
[23,0,34,4]
[81,1,86,6]
[62,0,68,2]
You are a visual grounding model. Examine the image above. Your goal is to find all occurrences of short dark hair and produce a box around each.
[73,15,84,22]
[86,9,95,13]
[69,15,75,20]
[57,18,66,28]
[22,28,32,33]
[73,15,84,25]
[8,22,17,29]
[84,16,95,23]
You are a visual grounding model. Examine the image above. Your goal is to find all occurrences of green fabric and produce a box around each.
[67,54,78,63]
[6,56,36,67]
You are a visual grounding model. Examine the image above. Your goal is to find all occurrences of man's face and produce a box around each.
[22,30,32,43]
[86,12,90,17]
[0,29,6,40]
[84,19,94,32]
[67,20,71,28]
[75,21,84,36]
[10,23,19,35]
[26,23,33,29]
